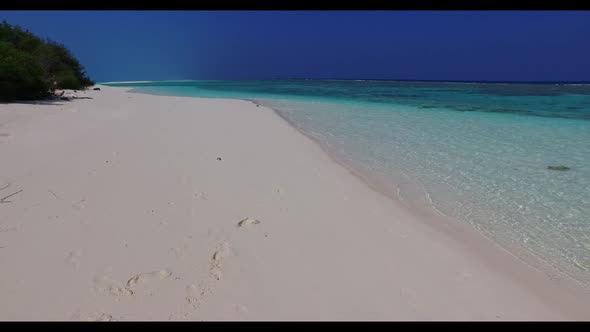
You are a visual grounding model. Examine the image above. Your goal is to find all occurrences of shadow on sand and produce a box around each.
[0,96,93,106]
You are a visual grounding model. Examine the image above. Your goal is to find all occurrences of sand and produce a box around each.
[0,86,588,321]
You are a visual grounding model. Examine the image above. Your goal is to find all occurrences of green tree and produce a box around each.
[0,41,49,100]
[0,20,94,101]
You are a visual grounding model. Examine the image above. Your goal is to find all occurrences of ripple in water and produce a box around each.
[261,98,590,285]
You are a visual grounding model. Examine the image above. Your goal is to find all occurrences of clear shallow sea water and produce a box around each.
[104,80,590,285]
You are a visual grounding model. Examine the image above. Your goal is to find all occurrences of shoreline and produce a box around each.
[131,88,590,314]
[119,87,590,317]
[242,98,590,298]
[1,86,589,320]
[200,96,590,290]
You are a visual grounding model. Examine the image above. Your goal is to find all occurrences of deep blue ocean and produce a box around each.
[103,80,590,285]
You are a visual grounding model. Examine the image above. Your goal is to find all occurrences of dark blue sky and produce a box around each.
[1,11,589,82]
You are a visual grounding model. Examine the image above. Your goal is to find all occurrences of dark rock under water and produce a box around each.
[547,165,570,171]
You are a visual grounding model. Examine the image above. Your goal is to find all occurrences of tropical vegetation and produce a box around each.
[0,20,94,101]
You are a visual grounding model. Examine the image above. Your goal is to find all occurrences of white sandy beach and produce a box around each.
[0,86,589,321]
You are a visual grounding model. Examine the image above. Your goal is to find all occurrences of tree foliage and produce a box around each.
[0,20,94,101]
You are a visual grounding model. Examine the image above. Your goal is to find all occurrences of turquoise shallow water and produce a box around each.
[104,80,590,285]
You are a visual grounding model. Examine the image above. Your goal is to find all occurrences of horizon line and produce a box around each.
[100,78,590,85]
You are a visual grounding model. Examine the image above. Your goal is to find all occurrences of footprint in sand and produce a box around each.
[72,311,114,321]
[95,313,113,321]
[94,269,172,297]
[126,270,172,288]
[193,191,208,200]
[185,284,200,304]
[66,249,82,267]
[181,218,264,315]
[175,282,213,319]
[94,276,134,296]
[210,242,231,281]
[208,218,261,281]
[237,218,261,228]
[72,199,86,210]
[185,283,208,307]
[0,226,18,233]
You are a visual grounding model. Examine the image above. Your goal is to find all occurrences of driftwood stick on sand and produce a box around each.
[0,183,10,191]
[1,190,23,203]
